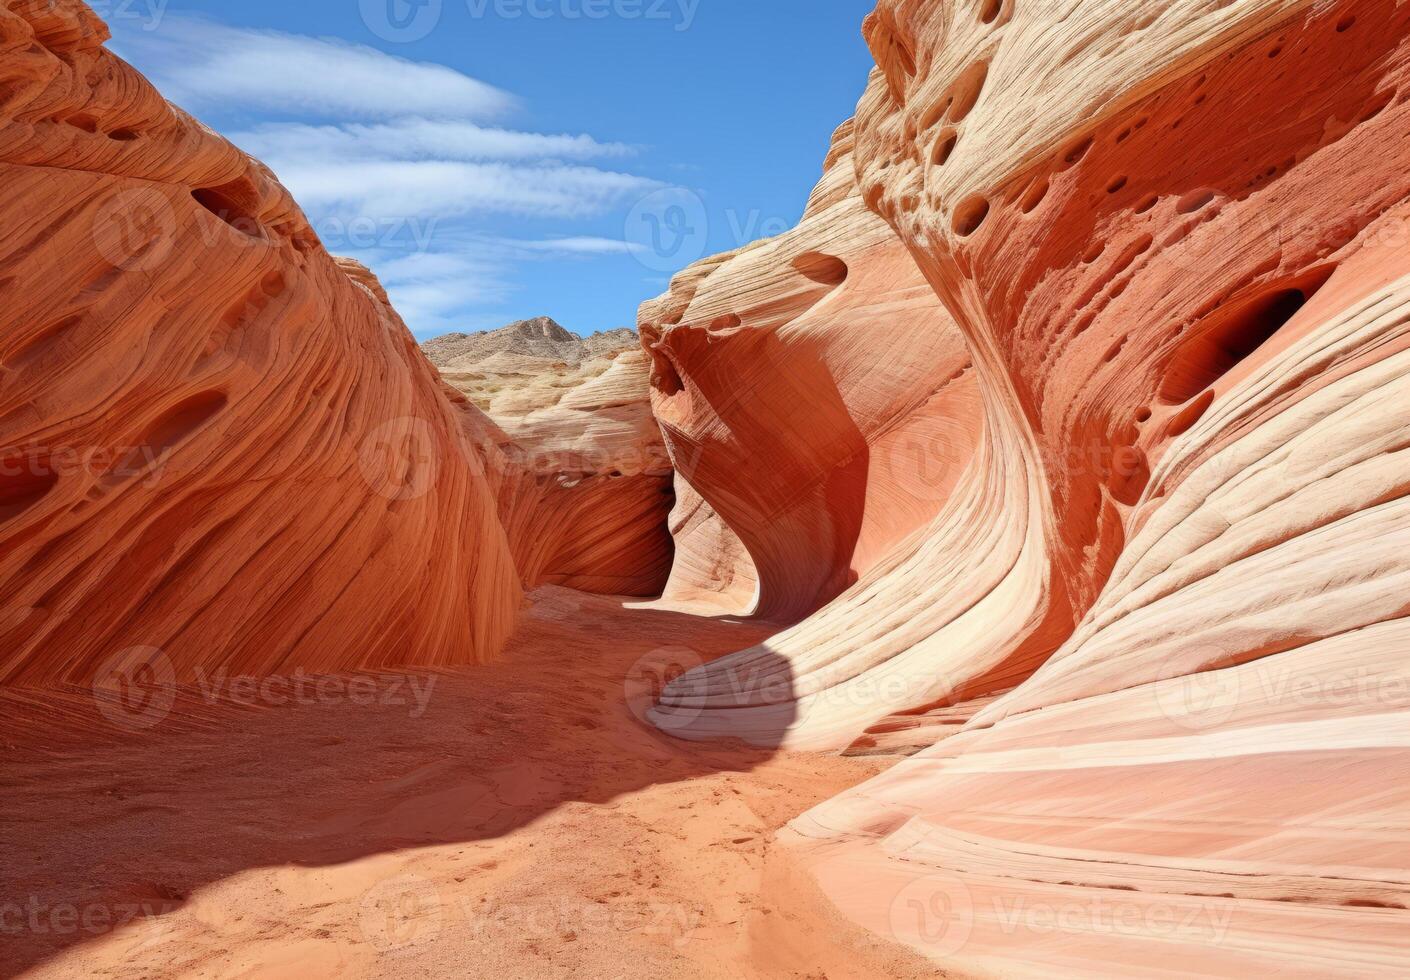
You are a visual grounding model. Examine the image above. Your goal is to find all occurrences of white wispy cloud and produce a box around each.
[500,236,638,255]
[110,14,672,337]
[229,119,636,164]
[365,250,513,334]
[274,160,658,220]
[113,18,514,120]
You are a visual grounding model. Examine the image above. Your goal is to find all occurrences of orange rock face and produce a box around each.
[642,0,1410,973]
[6,0,1410,974]
[0,1,532,683]
[452,348,675,597]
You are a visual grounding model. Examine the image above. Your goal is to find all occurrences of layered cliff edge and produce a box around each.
[0,0,669,683]
[639,0,1410,975]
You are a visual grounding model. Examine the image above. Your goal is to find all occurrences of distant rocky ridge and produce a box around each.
[420,317,640,370]
[424,315,673,597]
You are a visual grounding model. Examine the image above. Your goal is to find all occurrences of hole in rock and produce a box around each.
[1360,88,1396,123]
[791,253,849,287]
[1337,14,1356,32]
[919,97,951,131]
[107,390,229,483]
[1020,178,1049,213]
[107,128,140,141]
[1159,266,1335,403]
[68,114,98,133]
[710,313,743,330]
[0,460,59,522]
[1135,194,1159,214]
[931,129,958,166]
[1176,189,1216,214]
[1063,136,1094,166]
[4,313,85,369]
[979,0,1002,24]
[260,270,288,298]
[948,61,989,122]
[192,178,264,239]
[1108,446,1150,506]
[952,195,990,236]
[1107,175,1128,193]
[866,11,917,103]
[1165,390,1215,438]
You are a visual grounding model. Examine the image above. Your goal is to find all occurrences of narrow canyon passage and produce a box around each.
[0,588,942,979]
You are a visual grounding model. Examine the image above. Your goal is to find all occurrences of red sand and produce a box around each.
[0,588,949,979]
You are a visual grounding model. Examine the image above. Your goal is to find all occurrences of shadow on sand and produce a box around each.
[0,587,798,977]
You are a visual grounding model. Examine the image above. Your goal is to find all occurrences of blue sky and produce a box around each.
[106,0,877,339]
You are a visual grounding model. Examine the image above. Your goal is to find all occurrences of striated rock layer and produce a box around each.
[0,0,532,683]
[425,320,674,597]
[641,121,1017,745]
[645,0,1410,974]
[451,348,675,597]
[421,316,638,370]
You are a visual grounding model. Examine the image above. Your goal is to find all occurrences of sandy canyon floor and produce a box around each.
[1,588,947,979]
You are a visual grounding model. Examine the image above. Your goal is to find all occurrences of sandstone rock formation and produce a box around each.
[0,0,529,684]
[639,0,1410,974]
[421,316,638,370]
[424,321,673,597]
[0,1,671,685]
[640,120,1024,748]
[448,347,675,597]
[6,0,1410,975]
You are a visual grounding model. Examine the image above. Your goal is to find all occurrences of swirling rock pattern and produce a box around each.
[641,123,1023,748]
[450,348,675,597]
[0,0,529,683]
[646,0,1410,973]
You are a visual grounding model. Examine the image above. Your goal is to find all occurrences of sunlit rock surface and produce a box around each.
[448,347,675,597]
[645,0,1410,974]
[0,0,527,683]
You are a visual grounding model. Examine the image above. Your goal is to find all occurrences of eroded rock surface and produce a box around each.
[449,347,675,597]
[645,0,1410,974]
[421,316,637,370]
[0,0,525,683]
[426,321,673,597]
